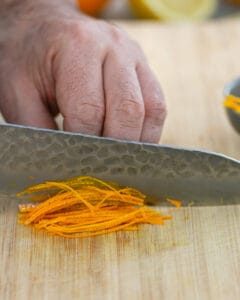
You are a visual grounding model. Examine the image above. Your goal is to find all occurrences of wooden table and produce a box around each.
[1,19,240,300]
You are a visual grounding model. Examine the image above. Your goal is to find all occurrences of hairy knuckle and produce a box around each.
[81,102,104,121]
[65,115,100,133]
[117,98,144,121]
[72,101,104,124]
[147,100,167,123]
[65,21,92,43]
[109,25,127,44]
[109,27,141,58]
[156,100,167,117]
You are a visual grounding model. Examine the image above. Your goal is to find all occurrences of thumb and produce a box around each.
[0,75,57,129]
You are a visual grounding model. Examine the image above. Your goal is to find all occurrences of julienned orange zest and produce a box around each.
[167,198,182,208]
[18,176,178,239]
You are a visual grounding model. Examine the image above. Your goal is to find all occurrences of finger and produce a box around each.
[55,47,105,135]
[137,64,167,143]
[0,76,57,129]
[103,55,145,141]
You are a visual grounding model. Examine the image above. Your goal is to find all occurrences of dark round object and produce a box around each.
[225,108,240,134]
[224,77,240,135]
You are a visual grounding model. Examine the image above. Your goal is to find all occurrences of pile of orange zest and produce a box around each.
[224,95,240,114]
[17,176,175,239]
[167,198,182,208]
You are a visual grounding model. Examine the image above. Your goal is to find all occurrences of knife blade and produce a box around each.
[0,124,239,206]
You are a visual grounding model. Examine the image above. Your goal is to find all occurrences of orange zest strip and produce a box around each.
[167,198,182,208]
[18,176,180,239]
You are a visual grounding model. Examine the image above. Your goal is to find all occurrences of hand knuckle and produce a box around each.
[65,115,100,133]
[118,98,144,119]
[66,99,104,124]
[65,21,92,43]
[109,25,126,43]
[81,102,105,122]
[147,100,167,123]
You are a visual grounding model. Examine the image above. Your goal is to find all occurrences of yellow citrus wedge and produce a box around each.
[129,0,217,21]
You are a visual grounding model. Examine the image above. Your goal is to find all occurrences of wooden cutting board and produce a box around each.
[1,19,240,300]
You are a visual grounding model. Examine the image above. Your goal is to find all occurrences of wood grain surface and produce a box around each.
[1,19,240,300]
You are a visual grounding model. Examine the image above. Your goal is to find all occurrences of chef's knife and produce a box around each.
[0,124,239,206]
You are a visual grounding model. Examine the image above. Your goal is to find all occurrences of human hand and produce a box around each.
[0,0,166,143]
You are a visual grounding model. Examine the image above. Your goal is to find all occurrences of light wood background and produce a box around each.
[1,19,240,300]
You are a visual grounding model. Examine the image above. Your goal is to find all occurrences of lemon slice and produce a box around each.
[129,0,217,21]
